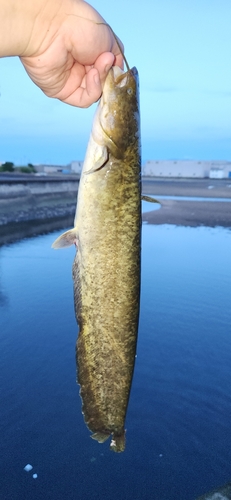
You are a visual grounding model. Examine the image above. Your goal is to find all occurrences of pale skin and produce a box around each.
[0,0,124,107]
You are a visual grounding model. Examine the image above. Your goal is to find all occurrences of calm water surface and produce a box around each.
[0,222,231,500]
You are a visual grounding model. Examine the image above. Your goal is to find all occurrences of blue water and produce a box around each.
[1,223,231,500]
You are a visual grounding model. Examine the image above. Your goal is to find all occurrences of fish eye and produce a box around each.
[127,88,133,95]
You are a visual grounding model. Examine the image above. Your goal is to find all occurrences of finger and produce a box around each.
[52,52,125,108]
[93,52,115,84]
[59,67,103,108]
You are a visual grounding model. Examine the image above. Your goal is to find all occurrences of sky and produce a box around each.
[0,0,231,165]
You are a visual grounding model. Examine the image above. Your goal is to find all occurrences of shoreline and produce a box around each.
[0,180,230,245]
[142,199,231,228]
[141,178,231,228]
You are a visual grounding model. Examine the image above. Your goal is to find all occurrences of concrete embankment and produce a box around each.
[0,174,78,226]
[1,175,231,237]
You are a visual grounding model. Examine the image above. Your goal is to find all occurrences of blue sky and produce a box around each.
[0,0,231,165]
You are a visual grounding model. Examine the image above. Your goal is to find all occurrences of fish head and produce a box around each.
[93,66,140,159]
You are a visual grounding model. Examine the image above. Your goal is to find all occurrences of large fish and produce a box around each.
[52,66,141,452]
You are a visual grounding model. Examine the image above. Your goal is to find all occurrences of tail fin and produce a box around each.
[110,431,126,453]
[90,430,126,452]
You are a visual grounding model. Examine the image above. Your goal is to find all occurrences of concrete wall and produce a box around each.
[0,177,79,225]
[0,179,78,199]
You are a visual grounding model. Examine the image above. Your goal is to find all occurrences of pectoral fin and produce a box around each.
[141,195,160,204]
[85,146,108,174]
[52,228,78,249]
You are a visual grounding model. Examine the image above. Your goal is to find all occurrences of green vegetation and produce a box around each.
[19,164,36,173]
[0,161,14,172]
[0,162,36,173]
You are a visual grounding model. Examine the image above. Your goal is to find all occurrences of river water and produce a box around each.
[0,220,231,500]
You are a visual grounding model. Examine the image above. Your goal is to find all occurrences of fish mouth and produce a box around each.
[101,66,138,94]
[100,66,137,107]
[95,66,138,154]
[113,66,138,87]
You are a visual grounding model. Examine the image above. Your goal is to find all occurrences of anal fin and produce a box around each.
[141,195,160,204]
[90,432,110,444]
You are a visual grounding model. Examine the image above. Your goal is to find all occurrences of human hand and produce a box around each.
[20,0,124,107]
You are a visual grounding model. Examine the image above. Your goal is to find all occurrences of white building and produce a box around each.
[69,161,83,174]
[35,164,70,174]
[35,161,84,175]
[142,160,231,179]
[209,161,231,179]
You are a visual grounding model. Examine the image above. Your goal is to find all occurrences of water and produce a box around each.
[0,223,231,500]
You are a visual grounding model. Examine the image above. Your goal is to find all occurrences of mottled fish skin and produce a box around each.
[53,66,141,452]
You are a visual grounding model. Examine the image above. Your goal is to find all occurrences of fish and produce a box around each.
[52,65,141,452]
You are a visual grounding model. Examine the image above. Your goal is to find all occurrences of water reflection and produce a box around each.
[0,222,231,500]
[0,200,160,244]
[144,194,231,202]
[142,199,161,213]
[0,259,8,307]
[0,215,74,247]
[0,289,8,308]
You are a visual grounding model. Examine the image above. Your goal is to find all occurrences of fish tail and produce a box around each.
[90,430,126,452]
[110,431,126,453]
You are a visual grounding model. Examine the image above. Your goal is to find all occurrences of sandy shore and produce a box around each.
[142,178,231,228]
[142,199,231,228]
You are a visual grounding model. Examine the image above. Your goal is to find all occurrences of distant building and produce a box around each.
[35,164,70,174]
[69,161,83,174]
[35,162,84,175]
[209,168,225,179]
[142,160,231,179]
[209,161,231,179]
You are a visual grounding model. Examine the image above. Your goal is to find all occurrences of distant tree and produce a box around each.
[18,164,36,174]
[27,163,36,172]
[28,163,37,174]
[20,166,33,173]
[0,161,14,172]
[19,167,29,173]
